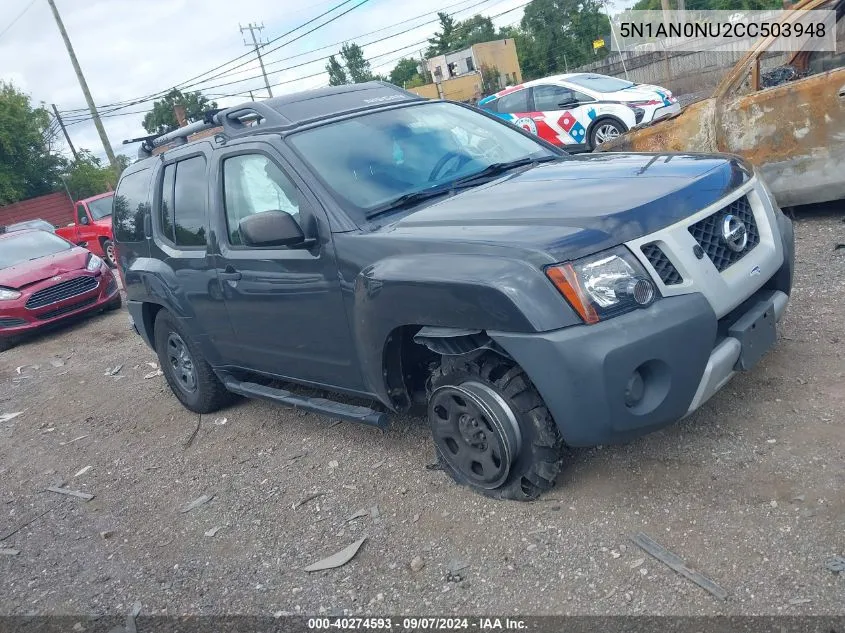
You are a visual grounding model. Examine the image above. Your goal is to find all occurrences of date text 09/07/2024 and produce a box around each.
[306,617,528,630]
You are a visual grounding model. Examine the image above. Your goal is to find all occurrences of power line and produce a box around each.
[56,0,367,114]
[0,0,37,41]
[194,0,483,84]
[90,0,507,113]
[61,1,531,127]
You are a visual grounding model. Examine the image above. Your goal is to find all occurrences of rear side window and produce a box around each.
[496,89,529,114]
[113,169,151,242]
[158,156,207,247]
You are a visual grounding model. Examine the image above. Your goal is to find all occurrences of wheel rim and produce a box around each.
[428,381,522,489]
[166,333,197,394]
[106,243,116,266]
[595,123,621,145]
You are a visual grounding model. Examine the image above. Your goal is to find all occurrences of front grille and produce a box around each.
[26,275,98,310]
[688,196,759,272]
[37,297,97,320]
[641,243,683,285]
[0,317,27,328]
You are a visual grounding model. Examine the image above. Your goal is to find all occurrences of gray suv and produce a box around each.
[114,82,794,500]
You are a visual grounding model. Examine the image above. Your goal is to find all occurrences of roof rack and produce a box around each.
[124,108,224,159]
[123,82,426,159]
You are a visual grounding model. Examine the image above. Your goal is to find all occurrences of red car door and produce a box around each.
[75,202,98,246]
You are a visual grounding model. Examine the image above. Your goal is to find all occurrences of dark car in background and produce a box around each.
[0,230,122,351]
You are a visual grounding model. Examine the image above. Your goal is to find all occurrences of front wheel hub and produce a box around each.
[428,381,522,489]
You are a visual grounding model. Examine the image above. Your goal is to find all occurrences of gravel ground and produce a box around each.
[0,209,843,618]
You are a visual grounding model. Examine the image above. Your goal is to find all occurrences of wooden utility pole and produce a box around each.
[660,0,673,84]
[240,23,274,98]
[51,103,78,162]
[46,0,116,167]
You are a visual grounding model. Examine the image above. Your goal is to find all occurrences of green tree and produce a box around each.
[326,55,348,86]
[426,12,457,56]
[452,15,496,50]
[142,89,217,135]
[518,0,611,78]
[631,0,780,9]
[326,43,375,85]
[480,64,502,95]
[0,82,67,205]
[341,43,374,83]
[388,57,425,87]
[64,150,130,201]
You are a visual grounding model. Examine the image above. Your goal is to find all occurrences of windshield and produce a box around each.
[288,101,556,217]
[0,231,72,269]
[566,74,635,93]
[87,195,114,220]
[7,220,54,232]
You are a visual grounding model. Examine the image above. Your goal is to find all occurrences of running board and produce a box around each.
[223,379,389,429]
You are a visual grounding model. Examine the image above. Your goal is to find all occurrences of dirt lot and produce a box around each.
[1,210,843,618]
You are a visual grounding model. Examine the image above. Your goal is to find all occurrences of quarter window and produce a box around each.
[159,163,175,242]
[222,153,300,246]
[112,169,151,243]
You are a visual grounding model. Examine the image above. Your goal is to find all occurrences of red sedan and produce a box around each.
[0,229,121,351]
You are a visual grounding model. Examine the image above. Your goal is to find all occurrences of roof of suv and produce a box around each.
[134,81,426,162]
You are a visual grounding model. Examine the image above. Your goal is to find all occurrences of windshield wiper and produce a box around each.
[366,186,455,219]
[365,155,561,219]
[449,155,560,188]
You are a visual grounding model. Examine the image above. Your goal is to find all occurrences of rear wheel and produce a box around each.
[102,239,117,268]
[427,352,565,500]
[153,310,233,413]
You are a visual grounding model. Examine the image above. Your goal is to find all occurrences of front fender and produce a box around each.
[352,254,581,403]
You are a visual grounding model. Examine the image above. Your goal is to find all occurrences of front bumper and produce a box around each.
[490,216,794,448]
[0,269,120,339]
[491,289,789,446]
[649,102,681,122]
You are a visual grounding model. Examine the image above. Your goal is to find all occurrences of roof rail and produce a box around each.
[123,108,224,159]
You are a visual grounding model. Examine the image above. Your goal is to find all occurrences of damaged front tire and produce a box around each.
[427,351,565,500]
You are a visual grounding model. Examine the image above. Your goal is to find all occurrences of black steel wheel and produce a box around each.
[167,332,197,395]
[429,382,522,490]
[428,352,566,500]
[153,310,234,413]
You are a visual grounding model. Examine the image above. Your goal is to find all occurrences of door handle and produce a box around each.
[219,266,242,281]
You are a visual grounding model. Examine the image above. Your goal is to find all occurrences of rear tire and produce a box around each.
[102,239,117,268]
[153,310,233,413]
[427,351,565,501]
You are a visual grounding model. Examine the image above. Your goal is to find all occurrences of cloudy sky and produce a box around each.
[0,0,543,161]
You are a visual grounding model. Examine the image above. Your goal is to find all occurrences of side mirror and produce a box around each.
[239,211,312,248]
[80,216,90,225]
[67,222,75,227]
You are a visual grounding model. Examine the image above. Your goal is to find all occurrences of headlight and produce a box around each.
[546,246,657,324]
[86,254,104,271]
[0,287,21,301]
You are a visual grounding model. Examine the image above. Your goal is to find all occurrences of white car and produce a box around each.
[478,73,681,151]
